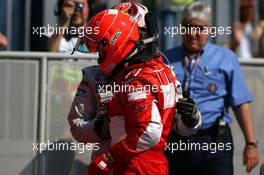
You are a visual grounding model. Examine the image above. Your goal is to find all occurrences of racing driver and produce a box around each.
[68,2,201,175]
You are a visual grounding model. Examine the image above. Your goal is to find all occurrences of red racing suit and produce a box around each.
[105,56,177,175]
[68,59,201,167]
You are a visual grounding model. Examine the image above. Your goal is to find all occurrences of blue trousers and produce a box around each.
[165,125,234,175]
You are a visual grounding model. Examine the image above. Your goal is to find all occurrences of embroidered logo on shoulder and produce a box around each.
[110,30,122,45]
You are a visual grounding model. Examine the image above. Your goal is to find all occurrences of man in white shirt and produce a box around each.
[46,0,90,52]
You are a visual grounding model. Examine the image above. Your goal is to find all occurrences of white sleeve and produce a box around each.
[68,66,110,143]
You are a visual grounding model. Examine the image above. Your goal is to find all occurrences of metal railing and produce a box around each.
[0,51,98,175]
[0,51,98,142]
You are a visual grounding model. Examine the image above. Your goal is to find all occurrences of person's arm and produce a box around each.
[226,49,260,173]
[231,22,243,52]
[68,77,101,143]
[233,103,260,173]
[0,33,8,48]
[68,66,112,143]
[46,1,74,52]
[46,25,66,52]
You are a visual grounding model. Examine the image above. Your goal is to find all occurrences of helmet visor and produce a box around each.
[74,35,98,53]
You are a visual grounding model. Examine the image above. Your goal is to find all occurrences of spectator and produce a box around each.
[42,0,92,115]
[252,0,264,57]
[231,0,255,59]
[165,2,260,175]
[0,32,7,48]
[45,0,90,52]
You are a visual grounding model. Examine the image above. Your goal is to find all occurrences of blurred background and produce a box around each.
[0,0,263,54]
[0,0,263,175]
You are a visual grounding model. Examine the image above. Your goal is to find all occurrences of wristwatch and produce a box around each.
[246,141,259,148]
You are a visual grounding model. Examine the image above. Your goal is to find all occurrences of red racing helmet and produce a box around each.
[75,9,140,76]
[73,3,159,76]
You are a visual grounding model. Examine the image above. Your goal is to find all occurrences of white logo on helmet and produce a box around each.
[110,30,122,45]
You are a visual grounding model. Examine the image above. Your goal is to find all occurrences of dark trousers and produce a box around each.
[165,125,234,175]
